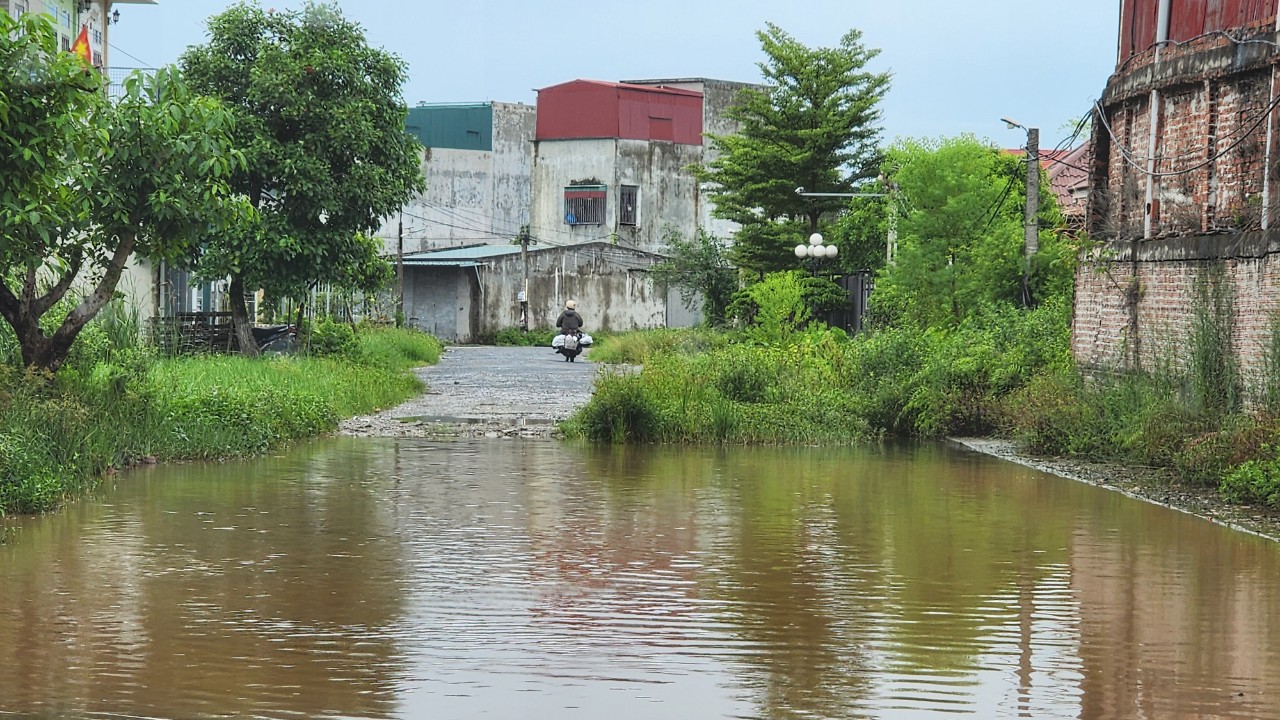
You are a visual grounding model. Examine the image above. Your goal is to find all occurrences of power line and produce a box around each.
[1094,92,1280,177]
[106,44,152,68]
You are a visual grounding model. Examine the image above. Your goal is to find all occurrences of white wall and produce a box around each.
[376,103,536,254]
[530,138,702,255]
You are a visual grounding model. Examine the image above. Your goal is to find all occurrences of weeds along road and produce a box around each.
[339,345,608,438]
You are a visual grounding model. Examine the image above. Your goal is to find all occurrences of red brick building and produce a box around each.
[1077,0,1280,384]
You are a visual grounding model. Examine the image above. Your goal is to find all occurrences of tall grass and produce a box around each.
[0,325,441,514]
[587,327,732,365]
[565,338,873,444]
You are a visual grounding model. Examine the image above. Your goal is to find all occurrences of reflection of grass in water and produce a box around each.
[0,328,439,514]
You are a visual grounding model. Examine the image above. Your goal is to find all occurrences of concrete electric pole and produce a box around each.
[1022,127,1039,306]
[397,210,404,322]
[517,224,533,331]
[1002,118,1039,306]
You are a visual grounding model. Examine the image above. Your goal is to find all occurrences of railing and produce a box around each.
[105,66,155,100]
[151,312,234,355]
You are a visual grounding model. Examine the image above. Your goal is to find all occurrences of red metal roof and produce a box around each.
[535,79,704,145]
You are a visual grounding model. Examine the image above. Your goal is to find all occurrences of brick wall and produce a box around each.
[1073,238,1280,389]
[1078,20,1280,391]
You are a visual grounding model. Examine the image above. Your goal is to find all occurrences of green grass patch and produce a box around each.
[586,327,732,365]
[0,326,440,515]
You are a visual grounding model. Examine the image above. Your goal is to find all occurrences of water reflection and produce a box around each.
[0,438,1277,719]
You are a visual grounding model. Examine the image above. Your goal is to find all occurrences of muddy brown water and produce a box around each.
[2,438,1279,719]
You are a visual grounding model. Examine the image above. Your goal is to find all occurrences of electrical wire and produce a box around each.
[106,44,152,68]
[1094,91,1280,177]
[1118,29,1280,74]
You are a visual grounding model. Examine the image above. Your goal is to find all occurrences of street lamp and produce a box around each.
[795,179,897,264]
[795,232,838,259]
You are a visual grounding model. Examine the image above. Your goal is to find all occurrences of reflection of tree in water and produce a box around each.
[522,444,710,669]
[580,444,1089,719]
[573,445,884,717]
[0,438,412,719]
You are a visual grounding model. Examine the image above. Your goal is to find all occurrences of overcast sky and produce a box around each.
[108,0,1119,150]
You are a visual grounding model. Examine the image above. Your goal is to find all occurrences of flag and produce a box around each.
[71,26,91,64]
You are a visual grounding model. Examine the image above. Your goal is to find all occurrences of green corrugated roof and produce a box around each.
[401,244,521,266]
[405,104,493,151]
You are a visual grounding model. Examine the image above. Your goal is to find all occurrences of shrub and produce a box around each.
[1221,448,1280,508]
[305,317,359,358]
[483,326,558,347]
[568,372,661,443]
[712,346,776,403]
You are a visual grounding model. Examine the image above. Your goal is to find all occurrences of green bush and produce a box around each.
[567,372,661,443]
[712,346,776,403]
[1221,448,1280,508]
[306,317,359,358]
[483,326,558,347]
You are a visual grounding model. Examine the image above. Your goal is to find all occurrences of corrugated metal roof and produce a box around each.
[536,78,703,98]
[401,244,521,266]
[405,104,493,151]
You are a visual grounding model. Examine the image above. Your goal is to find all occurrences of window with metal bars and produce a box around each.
[620,184,639,226]
[563,185,606,225]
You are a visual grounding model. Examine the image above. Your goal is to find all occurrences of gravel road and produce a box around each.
[338,345,608,439]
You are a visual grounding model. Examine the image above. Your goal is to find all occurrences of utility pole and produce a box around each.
[517,224,532,331]
[1023,127,1039,306]
[1002,118,1039,306]
[396,210,405,323]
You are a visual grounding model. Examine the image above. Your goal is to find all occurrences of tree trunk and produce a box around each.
[229,274,259,358]
[0,239,135,373]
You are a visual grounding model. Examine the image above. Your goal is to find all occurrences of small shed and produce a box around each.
[400,241,696,342]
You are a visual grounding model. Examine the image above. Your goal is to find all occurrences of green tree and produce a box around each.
[650,228,738,326]
[0,12,248,372]
[871,135,1073,329]
[696,23,890,276]
[727,271,845,344]
[179,1,425,355]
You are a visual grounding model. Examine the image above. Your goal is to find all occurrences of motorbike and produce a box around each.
[252,324,298,354]
[553,329,591,362]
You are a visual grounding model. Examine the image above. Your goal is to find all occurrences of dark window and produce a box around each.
[620,185,639,226]
[564,184,606,225]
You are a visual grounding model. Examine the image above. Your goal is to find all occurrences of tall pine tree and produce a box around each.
[697,24,890,276]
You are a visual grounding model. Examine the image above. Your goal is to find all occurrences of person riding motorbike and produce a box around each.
[553,301,589,361]
[556,300,583,334]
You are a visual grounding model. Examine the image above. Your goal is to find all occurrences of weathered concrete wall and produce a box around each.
[479,244,666,336]
[118,258,158,326]
[612,138,702,251]
[530,138,619,246]
[530,138,703,254]
[402,243,677,343]
[377,102,536,254]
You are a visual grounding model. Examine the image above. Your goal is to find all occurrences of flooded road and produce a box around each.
[2,438,1279,719]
